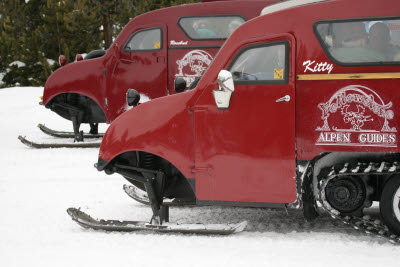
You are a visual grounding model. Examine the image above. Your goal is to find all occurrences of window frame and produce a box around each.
[227,40,290,85]
[314,16,400,67]
[123,27,163,53]
[177,14,247,41]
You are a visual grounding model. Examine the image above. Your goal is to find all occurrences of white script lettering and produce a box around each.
[303,60,333,74]
[170,40,188,46]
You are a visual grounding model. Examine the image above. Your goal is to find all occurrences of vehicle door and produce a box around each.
[193,34,297,204]
[107,24,168,120]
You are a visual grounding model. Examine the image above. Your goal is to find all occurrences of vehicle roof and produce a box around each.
[197,0,399,88]
[261,0,331,16]
[129,0,276,25]
[114,0,278,47]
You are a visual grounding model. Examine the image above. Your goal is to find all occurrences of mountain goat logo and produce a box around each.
[175,50,213,85]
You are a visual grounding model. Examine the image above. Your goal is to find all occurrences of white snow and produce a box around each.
[9,61,26,68]
[46,59,56,66]
[0,87,399,267]
[0,72,4,85]
[139,93,150,103]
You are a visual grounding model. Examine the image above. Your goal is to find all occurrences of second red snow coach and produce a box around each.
[20,0,278,148]
[68,0,400,241]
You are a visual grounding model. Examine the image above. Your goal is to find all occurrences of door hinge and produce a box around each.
[104,69,107,76]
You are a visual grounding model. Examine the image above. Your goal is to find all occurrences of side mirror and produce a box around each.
[213,70,234,109]
[126,89,140,107]
[59,55,67,67]
[174,77,187,93]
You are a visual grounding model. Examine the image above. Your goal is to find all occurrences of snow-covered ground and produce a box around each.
[0,87,399,267]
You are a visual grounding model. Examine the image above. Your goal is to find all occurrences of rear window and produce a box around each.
[315,18,400,65]
[178,16,245,40]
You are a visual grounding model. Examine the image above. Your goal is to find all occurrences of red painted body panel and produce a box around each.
[100,91,196,179]
[42,0,278,123]
[44,57,105,109]
[99,0,400,204]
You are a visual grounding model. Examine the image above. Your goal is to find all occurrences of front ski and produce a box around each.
[67,208,247,235]
[38,124,104,139]
[123,184,196,207]
[18,136,101,148]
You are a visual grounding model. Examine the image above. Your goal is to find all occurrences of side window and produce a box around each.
[315,19,400,65]
[179,16,246,40]
[228,42,288,84]
[124,28,162,52]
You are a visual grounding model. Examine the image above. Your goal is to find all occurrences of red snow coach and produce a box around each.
[23,0,278,148]
[68,0,400,240]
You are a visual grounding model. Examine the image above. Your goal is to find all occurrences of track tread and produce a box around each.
[318,161,400,244]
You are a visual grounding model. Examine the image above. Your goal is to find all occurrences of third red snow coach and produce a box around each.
[22,0,278,148]
[69,0,400,241]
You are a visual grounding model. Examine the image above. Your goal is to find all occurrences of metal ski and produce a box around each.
[18,136,101,148]
[38,124,104,139]
[123,184,196,206]
[67,208,247,235]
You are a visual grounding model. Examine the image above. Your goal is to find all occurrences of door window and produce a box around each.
[228,42,288,84]
[124,28,162,52]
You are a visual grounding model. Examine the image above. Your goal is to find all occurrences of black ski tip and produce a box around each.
[67,207,78,216]
[67,207,82,220]
[123,184,151,205]
[67,207,102,231]
[18,135,34,148]
[67,207,90,219]
[123,184,197,207]
[67,207,98,224]
[234,221,248,233]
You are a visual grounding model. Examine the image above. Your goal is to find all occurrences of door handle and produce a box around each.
[276,95,290,102]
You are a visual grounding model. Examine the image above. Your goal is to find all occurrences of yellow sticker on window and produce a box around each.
[274,68,284,79]
[154,42,160,49]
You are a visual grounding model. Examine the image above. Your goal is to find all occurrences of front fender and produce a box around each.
[98,91,195,178]
[42,57,105,109]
